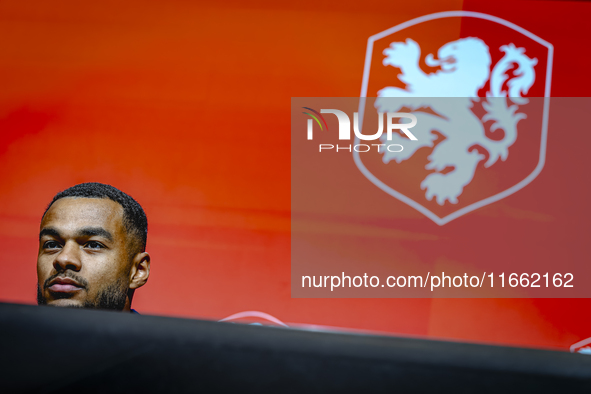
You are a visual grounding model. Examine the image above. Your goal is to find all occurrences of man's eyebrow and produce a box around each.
[77,227,114,242]
[39,227,61,241]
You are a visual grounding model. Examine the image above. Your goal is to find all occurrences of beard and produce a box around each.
[37,275,129,311]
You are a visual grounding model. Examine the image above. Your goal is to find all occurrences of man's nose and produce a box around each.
[53,241,82,272]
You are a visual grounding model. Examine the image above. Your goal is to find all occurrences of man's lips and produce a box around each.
[47,277,84,293]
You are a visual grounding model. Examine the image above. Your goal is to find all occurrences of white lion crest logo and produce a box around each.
[374,37,537,205]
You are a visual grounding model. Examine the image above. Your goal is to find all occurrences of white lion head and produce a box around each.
[426,37,492,96]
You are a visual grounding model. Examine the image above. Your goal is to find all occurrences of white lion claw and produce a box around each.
[421,173,461,205]
[383,39,420,68]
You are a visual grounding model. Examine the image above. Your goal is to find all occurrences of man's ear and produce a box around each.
[129,252,150,290]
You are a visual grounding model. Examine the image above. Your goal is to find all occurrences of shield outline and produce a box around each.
[354,11,554,225]
[571,337,591,354]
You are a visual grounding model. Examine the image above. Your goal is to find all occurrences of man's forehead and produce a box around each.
[41,197,125,232]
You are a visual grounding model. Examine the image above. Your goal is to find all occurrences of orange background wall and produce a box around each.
[0,0,590,350]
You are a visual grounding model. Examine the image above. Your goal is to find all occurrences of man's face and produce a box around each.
[37,197,133,310]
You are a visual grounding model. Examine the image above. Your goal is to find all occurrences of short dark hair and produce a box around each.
[43,183,148,254]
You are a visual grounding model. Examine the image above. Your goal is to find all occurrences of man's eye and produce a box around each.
[43,241,61,249]
[85,241,105,250]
